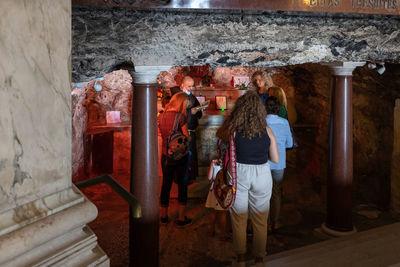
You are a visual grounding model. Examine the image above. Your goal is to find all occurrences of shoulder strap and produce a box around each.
[223,145,230,170]
[172,113,181,132]
[229,134,237,207]
[224,132,236,170]
[229,134,237,194]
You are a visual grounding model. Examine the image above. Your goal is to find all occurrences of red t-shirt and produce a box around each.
[158,111,187,155]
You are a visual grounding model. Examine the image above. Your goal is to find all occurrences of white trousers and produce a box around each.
[230,162,272,258]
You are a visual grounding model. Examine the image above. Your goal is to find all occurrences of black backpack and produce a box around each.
[166,113,189,160]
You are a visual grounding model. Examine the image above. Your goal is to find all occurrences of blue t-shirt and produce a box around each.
[266,115,293,169]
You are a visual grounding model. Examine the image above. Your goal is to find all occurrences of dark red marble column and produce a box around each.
[323,62,364,235]
[129,66,170,267]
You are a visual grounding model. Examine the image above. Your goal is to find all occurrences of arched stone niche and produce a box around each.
[72,69,133,180]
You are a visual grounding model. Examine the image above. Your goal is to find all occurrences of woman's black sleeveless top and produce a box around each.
[235,130,270,164]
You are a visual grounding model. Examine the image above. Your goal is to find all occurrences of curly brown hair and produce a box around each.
[227,90,267,139]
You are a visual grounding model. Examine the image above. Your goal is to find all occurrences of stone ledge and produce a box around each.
[4,226,108,267]
[0,186,84,236]
[0,188,100,265]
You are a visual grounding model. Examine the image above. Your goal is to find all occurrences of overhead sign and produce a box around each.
[72,0,400,15]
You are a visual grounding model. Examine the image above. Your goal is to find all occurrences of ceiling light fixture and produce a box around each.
[367,61,386,75]
[94,77,104,91]
[377,63,386,75]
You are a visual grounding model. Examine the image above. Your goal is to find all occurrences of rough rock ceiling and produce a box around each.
[72,5,400,82]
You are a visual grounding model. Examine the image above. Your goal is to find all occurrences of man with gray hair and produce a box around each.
[170,76,202,182]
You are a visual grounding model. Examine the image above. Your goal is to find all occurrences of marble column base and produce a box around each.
[320,222,357,237]
[0,186,109,266]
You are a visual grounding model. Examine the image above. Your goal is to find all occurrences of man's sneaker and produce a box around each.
[160,216,168,225]
[175,216,192,227]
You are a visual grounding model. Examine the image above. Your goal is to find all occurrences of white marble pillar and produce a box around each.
[0,0,108,266]
[391,99,400,213]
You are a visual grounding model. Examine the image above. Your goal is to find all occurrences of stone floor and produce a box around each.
[78,130,400,267]
[80,173,400,267]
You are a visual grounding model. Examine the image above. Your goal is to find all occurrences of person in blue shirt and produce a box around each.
[251,70,273,104]
[265,96,293,232]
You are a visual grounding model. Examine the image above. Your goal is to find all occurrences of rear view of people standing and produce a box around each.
[158,92,192,227]
[265,96,293,232]
[227,90,279,267]
[170,76,202,182]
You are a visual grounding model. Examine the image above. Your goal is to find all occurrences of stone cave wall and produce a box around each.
[352,64,400,208]
[278,63,400,208]
[72,70,132,180]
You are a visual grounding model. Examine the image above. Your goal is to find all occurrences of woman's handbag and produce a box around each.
[213,135,237,209]
[166,113,190,160]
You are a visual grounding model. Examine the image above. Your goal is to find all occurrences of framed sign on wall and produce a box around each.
[215,96,227,110]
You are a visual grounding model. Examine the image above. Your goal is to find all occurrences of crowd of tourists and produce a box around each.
[157,72,294,267]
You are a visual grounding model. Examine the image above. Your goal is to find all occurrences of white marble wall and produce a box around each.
[0,1,108,265]
[0,0,71,213]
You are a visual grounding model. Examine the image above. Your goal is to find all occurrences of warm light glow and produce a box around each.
[172,0,210,8]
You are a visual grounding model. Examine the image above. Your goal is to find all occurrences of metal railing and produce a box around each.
[75,174,142,218]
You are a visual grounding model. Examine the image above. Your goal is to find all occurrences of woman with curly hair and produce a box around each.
[227,90,279,267]
[251,70,273,104]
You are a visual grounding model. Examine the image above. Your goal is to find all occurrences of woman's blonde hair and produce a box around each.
[164,92,188,114]
[227,90,267,139]
[268,86,287,108]
[251,70,273,90]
